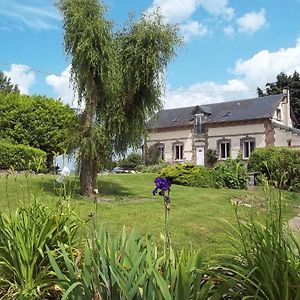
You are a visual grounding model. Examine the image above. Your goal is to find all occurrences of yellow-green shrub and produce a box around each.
[0,140,46,171]
[160,161,248,189]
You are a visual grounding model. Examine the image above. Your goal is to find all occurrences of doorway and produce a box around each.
[196,147,205,166]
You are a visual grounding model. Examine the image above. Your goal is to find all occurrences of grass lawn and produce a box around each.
[1,172,299,258]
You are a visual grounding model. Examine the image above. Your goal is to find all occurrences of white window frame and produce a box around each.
[219,141,230,160]
[195,114,204,134]
[276,108,282,121]
[157,144,165,161]
[174,144,184,160]
[242,139,255,159]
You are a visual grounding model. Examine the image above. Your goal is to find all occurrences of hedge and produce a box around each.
[0,140,47,171]
[248,147,300,191]
[136,163,170,173]
[159,159,248,189]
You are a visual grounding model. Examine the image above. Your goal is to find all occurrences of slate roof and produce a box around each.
[146,106,196,129]
[273,122,300,135]
[146,94,285,130]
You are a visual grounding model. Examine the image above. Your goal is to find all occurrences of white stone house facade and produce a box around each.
[146,92,300,165]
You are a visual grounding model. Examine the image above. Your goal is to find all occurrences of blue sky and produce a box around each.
[1,0,300,109]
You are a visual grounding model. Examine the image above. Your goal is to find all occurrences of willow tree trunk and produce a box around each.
[79,88,98,197]
[80,154,97,197]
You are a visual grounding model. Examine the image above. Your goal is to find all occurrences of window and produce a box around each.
[243,140,255,159]
[157,144,165,160]
[276,108,282,121]
[219,141,230,159]
[175,144,183,160]
[195,114,204,134]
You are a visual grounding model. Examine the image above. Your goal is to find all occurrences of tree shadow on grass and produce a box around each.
[97,177,132,197]
[36,175,131,200]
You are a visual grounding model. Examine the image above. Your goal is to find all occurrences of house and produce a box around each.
[146,90,300,165]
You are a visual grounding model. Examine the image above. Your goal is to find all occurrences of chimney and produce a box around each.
[283,88,292,127]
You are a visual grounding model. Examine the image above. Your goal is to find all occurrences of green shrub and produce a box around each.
[0,140,47,171]
[137,162,170,173]
[205,149,218,167]
[144,144,161,165]
[248,147,300,191]
[160,161,247,189]
[215,157,248,189]
[119,152,143,169]
[174,166,216,188]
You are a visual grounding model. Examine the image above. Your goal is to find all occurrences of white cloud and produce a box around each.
[147,0,234,23]
[164,38,300,108]
[146,0,235,43]
[164,79,249,108]
[147,0,200,23]
[46,66,78,107]
[223,25,234,36]
[4,64,35,94]
[181,20,208,41]
[237,9,266,35]
[198,0,234,19]
[0,0,59,31]
[233,39,300,88]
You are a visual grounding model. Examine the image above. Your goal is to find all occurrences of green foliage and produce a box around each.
[144,144,161,165]
[116,12,182,151]
[0,139,47,171]
[49,226,216,299]
[0,92,78,167]
[119,153,143,169]
[0,71,19,93]
[216,184,300,299]
[137,162,170,173]
[205,149,218,167]
[160,164,216,188]
[248,147,300,191]
[214,157,248,189]
[257,71,300,126]
[0,200,81,299]
[160,161,247,189]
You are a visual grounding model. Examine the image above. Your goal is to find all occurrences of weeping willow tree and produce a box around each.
[58,0,181,197]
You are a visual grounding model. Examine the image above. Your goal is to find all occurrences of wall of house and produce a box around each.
[271,94,293,127]
[147,127,194,163]
[274,127,300,147]
[207,123,266,159]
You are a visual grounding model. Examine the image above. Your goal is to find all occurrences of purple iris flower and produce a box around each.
[153,177,171,195]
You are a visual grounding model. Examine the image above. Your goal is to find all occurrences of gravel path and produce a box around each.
[288,206,300,234]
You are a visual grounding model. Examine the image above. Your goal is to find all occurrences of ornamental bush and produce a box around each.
[214,157,248,189]
[160,160,248,189]
[248,147,300,191]
[0,140,47,171]
[136,162,170,173]
[159,163,217,188]
[119,153,143,169]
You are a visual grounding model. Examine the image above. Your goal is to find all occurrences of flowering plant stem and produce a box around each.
[152,177,172,256]
[164,193,171,255]
[165,210,171,252]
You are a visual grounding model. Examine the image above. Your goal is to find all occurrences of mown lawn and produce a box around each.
[0,172,299,258]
